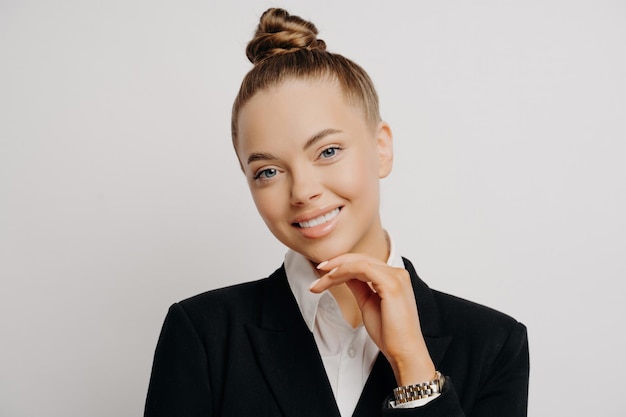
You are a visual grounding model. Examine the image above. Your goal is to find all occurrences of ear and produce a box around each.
[375,121,394,178]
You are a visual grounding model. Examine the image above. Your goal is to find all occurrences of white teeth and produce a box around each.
[298,208,340,228]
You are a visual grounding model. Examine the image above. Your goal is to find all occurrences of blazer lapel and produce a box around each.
[403,257,452,368]
[352,352,397,417]
[246,266,341,417]
[246,260,451,417]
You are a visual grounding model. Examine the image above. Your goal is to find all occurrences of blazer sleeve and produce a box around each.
[381,322,529,417]
[144,303,213,417]
[471,321,529,416]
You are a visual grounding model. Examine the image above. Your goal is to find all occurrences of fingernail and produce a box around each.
[328,267,338,276]
[308,278,321,290]
[316,261,328,269]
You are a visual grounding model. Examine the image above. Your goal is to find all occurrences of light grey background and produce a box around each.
[1,0,624,416]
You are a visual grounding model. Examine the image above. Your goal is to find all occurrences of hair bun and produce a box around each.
[246,8,327,65]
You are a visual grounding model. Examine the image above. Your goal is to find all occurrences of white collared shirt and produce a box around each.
[285,238,438,416]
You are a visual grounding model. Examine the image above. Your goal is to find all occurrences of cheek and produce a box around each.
[250,186,285,224]
[330,155,380,197]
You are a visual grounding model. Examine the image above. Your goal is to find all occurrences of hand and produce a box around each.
[310,253,436,386]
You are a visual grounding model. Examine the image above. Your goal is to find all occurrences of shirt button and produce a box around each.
[347,345,356,358]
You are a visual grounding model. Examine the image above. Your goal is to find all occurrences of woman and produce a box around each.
[145,8,529,417]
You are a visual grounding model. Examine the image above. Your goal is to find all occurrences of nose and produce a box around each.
[289,168,322,206]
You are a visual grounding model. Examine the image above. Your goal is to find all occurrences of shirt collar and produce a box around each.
[285,233,404,333]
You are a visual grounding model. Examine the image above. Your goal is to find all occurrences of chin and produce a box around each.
[295,241,353,264]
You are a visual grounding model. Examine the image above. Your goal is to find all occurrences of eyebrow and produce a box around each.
[303,128,343,151]
[246,128,343,165]
[247,152,278,165]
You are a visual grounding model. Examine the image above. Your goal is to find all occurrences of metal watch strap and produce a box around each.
[393,371,445,404]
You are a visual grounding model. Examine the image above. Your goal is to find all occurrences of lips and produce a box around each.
[292,207,341,229]
[294,207,341,228]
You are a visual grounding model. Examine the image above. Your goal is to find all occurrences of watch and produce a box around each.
[393,371,445,404]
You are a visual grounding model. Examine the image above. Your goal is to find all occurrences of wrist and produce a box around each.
[391,357,436,387]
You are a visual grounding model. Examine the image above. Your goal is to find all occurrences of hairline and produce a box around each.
[232,73,380,153]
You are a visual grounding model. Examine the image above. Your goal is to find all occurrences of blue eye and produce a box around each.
[320,147,339,158]
[254,168,278,180]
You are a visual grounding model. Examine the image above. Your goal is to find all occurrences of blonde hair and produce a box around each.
[231,8,381,148]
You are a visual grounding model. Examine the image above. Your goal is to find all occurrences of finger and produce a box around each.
[313,261,410,297]
[309,262,373,293]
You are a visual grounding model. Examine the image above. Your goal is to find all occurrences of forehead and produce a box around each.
[236,79,367,151]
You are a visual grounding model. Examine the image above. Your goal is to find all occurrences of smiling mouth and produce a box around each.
[294,207,341,228]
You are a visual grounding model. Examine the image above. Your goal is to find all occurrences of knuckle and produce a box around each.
[399,270,411,283]
[389,270,410,292]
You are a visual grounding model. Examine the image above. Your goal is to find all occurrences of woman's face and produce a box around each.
[236,79,393,264]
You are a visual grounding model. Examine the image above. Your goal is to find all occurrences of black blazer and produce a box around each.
[145,258,529,417]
